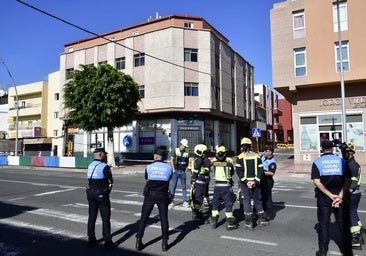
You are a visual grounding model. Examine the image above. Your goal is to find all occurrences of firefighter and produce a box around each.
[210,145,237,230]
[235,137,267,229]
[190,144,211,222]
[340,140,363,250]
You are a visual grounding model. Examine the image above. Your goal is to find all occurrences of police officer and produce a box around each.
[210,145,237,230]
[86,148,115,249]
[311,140,352,256]
[261,145,277,220]
[136,148,173,252]
[235,137,267,229]
[169,138,190,209]
[340,141,363,250]
[190,144,211,222]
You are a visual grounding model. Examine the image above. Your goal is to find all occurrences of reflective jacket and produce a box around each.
[235,151,263,185]
[173,148,189,171]
[212,160,234,186]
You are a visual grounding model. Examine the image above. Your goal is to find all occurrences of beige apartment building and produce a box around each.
[271,0,366,165]
[8,81,52,155]
[59,14,256,157]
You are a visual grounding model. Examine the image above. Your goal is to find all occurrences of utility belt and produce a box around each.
[195,180,206,184]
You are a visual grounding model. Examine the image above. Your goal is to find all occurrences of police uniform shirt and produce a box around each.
[261,155,277,181]
[87,160,113,190]
[311,153,350,195]
[145,160,173,192]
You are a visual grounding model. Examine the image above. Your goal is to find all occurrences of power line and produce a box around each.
[15,0,211,76]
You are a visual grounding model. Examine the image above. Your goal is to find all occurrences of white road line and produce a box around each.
[221,235,278,246]
[0,218,84,240]
[33,188,76,196]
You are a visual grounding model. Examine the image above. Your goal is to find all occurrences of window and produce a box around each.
[115,57,125,70]
[335,41,350,72]
[21,101,26,108]
[139,85,145,98]
[294,47,306,77]
[333,1,348,32]
[215,55,220,69]
[184,22,194,28]
[54,93,59,100]
[54,111,59,119]
[293,11,305,39]
[66,68,74,79]
[134,53,145,67]
[184,48,198,62]
[98,61,107,66]
[184,83,199,96]
[53,130,58,137]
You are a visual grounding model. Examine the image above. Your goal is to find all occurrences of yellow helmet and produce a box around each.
[240,137,252,146]
[194,144,208,157]
[340,141,356,153]
[216,146,226,154]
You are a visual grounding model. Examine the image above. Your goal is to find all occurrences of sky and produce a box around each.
[0,0,284,91]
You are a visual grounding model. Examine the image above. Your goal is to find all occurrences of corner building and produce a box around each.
[271,0,366,165]
[59,15,255,157]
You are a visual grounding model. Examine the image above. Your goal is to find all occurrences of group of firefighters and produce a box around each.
[171,137,277,231]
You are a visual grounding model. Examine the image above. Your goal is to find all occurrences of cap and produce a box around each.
[154,148,166,157]
[321,140,334,149]
[93,147,108,154]
[180,138,188,147]
[264,146,274,153]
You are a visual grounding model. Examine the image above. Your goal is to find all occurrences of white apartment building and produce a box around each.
[59,14,256,158]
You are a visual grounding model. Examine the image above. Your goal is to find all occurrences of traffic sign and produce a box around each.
[252,128,261,138]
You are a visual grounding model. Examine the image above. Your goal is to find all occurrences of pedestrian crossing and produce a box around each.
[1,183,363,256]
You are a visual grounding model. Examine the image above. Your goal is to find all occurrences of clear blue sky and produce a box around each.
[0,0,284,91]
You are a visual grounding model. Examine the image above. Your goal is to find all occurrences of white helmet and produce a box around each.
[180,139,188,147]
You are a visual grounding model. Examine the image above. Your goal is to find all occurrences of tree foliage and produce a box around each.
[63,64,140,132]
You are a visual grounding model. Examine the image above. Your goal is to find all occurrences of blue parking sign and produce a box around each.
[252,128,261,138]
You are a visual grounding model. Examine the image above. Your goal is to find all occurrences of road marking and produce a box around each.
[221,235,278,246]
[0,218,84,240]
[33,188,76,196]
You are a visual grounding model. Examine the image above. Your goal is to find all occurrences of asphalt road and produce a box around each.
[0,167,365,256]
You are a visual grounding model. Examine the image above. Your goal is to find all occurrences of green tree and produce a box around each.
[64,64,140,166]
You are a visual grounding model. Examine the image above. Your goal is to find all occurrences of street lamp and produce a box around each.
[0,57,19,156]
[336,0,347,141]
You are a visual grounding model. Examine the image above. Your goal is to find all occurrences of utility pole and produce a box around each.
[336,0,347,141]
[0,58,19,156]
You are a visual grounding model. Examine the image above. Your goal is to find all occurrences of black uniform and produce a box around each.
[86,159,113,244]
[136,160,173,241]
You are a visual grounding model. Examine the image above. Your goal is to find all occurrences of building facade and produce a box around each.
[271,0,366,164]
[8,81,52,156]
[59,14,256,157]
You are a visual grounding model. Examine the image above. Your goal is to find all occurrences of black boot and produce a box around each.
[315,247,327,256]
[135,237,143,251]
[104,240,116,250]
[226,217,238,231]
[258,212,269,226]
[162,239,168,252]
[244,213,253,230]
[352,232,362,249]
[211,216,219,229]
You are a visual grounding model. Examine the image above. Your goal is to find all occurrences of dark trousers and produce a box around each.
[261,179,274,217]
[192,182,206,209]
[87,189,112,242]
[240,183,263,214]
[211,185,233,213]
[137,191,169,240]
[316,196,352,254]
[350,193,361,228]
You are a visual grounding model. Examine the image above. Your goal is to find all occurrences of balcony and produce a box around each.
[273,107,283,116]
[273,122,283,130]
